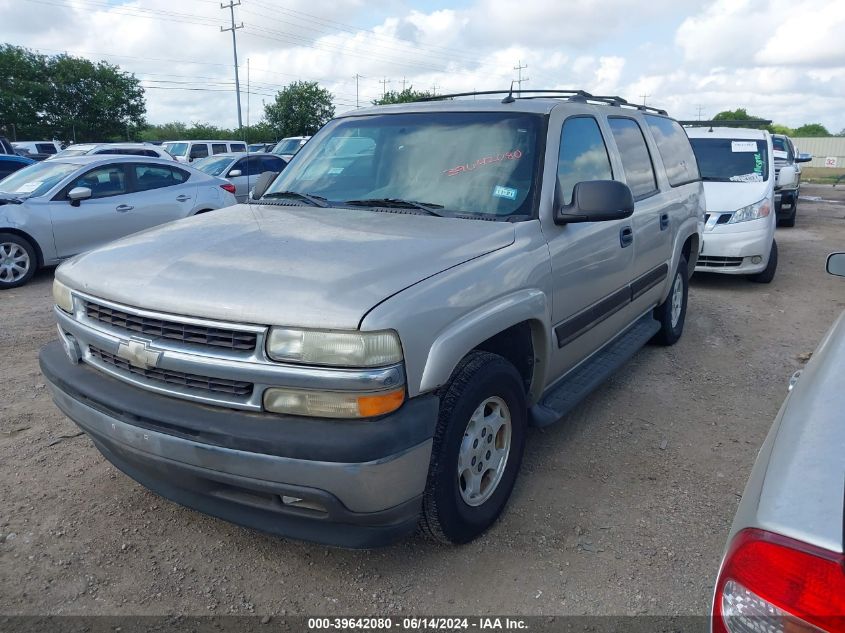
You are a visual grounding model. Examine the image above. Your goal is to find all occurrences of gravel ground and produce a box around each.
[1,184,844,616]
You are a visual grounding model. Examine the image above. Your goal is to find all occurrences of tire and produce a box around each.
[651,255,689,346]
[0,232,37,289]
[779,196,797,227]
[748,239,778,284]
[421,350,527,544]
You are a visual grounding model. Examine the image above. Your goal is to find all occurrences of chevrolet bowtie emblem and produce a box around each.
[116,339,162,370]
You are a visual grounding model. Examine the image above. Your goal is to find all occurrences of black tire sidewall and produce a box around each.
[0,232,37,289]
[654,256,688,345]
[429,357,527,543]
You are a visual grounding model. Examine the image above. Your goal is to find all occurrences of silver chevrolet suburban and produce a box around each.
[40,90,704,547]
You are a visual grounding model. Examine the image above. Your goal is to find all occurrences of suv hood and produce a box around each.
[702,180,771,212]
[57,204,515,329]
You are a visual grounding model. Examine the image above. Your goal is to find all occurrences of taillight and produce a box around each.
[713,528,845,633]
[221,183,236,194]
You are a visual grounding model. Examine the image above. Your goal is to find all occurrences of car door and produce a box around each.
[50,163,138,257]
[606,116,671,293]
[188,143,209,163]
[128,163,197,225]
[543,112,637,379]
[226,156,254,202]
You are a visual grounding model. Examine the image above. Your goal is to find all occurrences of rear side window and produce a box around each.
[644,116,700,187]
[608,117,658,199]
[557,116,613,205]
[212,143,228,155]
[189,144,209,160]
[134,164,189,191]
[36,143,57,154]
[230,143,246,153]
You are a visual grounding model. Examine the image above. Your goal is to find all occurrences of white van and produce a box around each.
[163,140,248,164]
[686,126,777,283]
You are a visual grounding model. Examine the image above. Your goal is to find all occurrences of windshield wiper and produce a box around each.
[344,198,445,216]
[700,176,731,182]
[261,190,329,208]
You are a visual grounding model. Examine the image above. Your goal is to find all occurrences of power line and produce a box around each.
[220,0,244,132]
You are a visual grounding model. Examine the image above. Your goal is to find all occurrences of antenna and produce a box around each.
[501,81,516,104]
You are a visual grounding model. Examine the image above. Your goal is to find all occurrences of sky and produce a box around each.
[2,0,844,132]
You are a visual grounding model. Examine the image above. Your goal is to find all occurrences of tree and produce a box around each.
[0,44,145,142]
[372,86,434,105]
[770,124,795,136]
[264,81,334,138]
[793,123,831,137]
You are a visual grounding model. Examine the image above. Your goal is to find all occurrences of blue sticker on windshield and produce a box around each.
[493,185,517,200]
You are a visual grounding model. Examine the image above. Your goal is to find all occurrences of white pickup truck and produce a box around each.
[772,134,812,227]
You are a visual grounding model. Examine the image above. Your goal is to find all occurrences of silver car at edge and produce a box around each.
[39,93,704,548]
[711,252,845,633]
[0,155,237,288]
[193,152,288,202]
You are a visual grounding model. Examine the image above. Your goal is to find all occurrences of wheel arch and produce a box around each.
[0,227,43,268]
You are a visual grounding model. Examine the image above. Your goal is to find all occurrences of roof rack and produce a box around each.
[679,119,771,128]
[418,89,668,115]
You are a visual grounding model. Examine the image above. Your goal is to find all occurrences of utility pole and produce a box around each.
[431,83,439,96]
[221,1,244,132]
[354,73,364,108]
[639,92,650,106]
[514,60,529,94]
[696,104,704,121]
[379,77,391,98]
[401,76,407,92]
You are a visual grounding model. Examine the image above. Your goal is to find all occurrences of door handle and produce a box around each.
[619,226,633,248]
[175,195,191,202]
[660,213,670,231]
[115,204,134,212]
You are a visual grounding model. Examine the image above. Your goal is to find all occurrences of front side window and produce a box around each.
[557,116,613,205]
[265,112,543,219]
[194,155,233,177]
[608,117,658,199]
[689,138,769,183]
[0,161,79,198]
[644,115,700,187]
[259,155,285,172]
[67,165,128,199]
[189,144,209,160]
[134,164,188,191]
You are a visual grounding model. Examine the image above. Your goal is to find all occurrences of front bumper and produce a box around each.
[696,223,774,275]
[40,341,438,548]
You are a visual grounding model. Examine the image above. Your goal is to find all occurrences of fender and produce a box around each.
[418,288,551,401]
[661,216,701,301]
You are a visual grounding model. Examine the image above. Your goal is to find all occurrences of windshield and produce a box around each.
[194,155,233,176]
[0,161,79,197]
[689,138,769,183]
[273,139,303,155]
[265,112,542,218]
[164,142,188,157]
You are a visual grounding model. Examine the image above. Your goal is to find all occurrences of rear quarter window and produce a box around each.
[644,115,700,187]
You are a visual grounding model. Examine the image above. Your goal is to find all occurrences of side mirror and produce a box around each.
[251,171,279,200]
[827,252,845,277]
[67,186,92,206]
[555,180,634,225]
[228,169,242,177]
[796,153,813,163]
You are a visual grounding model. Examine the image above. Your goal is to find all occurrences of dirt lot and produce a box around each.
[1,184,844,617]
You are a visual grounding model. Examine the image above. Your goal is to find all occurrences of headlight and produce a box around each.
[266,327,403,367]
[728,199,771,224]
[263,386,405,418]
[52,279,74,313]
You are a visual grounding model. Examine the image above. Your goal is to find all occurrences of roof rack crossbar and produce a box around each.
[419,89,668,115]
[679,119,772,128]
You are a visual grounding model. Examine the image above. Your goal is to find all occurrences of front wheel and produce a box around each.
[651,255,688,346]
[0,233,37,289]
[421,351,527,544]
[748,239,778,284]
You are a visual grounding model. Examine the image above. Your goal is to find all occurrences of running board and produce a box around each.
[530,313,661,427]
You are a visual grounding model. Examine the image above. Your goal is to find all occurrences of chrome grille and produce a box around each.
[89,346,254,397]
[85,300,257,351]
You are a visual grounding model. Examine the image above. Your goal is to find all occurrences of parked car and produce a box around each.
[48,143,173,161]
[772,134,812,227]
[0,136,15,155]
[711,252,845,633]
[270,135,310,160]
[687,126,778,283]
[40,90,704,547]
[0,155,237,288]
[0,154,35,180]
[193,152,287,202]
[13,140,63,158]
[162,140,248,164]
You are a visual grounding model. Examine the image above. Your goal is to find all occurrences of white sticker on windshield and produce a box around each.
[729,173,764,183]
[773,149,788,159]
[15,181,41,193]
[328,167,344,175]
[731,141,758,153]
[493,185,518,200]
